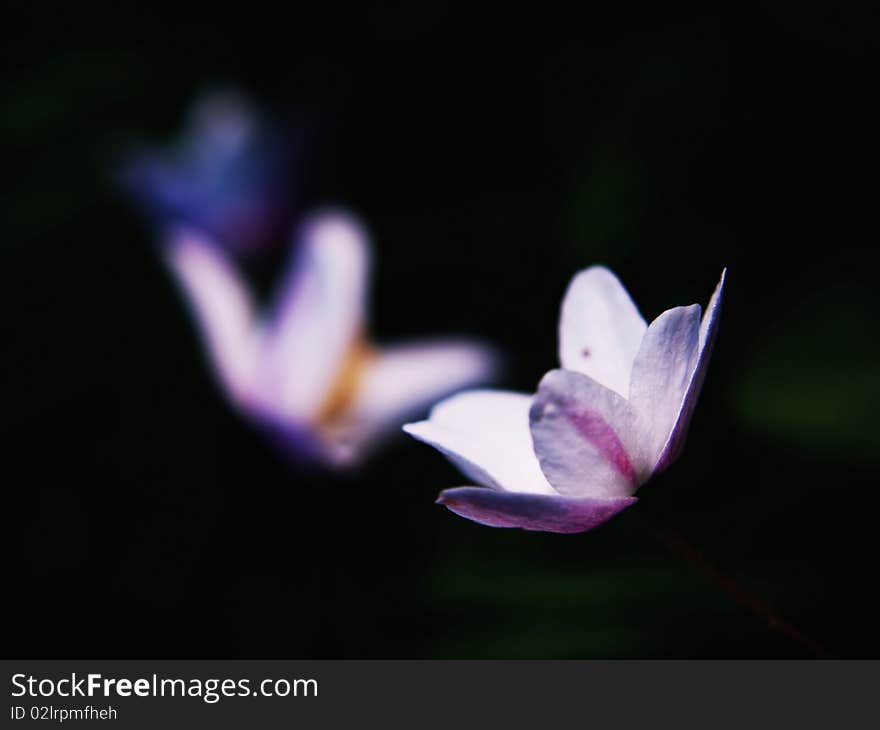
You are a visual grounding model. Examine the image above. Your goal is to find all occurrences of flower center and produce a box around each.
[315,333,377,427]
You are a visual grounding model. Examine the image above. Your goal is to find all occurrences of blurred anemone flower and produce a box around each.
[168,211,495,466]
[122,90,298,255]
[404,267,725,533]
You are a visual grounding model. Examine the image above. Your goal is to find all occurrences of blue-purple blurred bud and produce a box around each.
[122,91,300,255]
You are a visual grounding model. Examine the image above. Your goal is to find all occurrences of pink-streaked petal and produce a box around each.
[164,229,260,405]
[530,369,647,499]
[263,210,370,420]
[558,266,647,398]
[654,269,726,472]
[628,304,702,472]
[403,390,557,494]
[437,487,636,534]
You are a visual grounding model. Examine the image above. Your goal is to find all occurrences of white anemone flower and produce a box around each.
[404,266,725,533]
[167,210,495,466]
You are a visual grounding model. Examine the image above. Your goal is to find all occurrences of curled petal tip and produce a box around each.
[647,268,726,472]
[436,486,637,534]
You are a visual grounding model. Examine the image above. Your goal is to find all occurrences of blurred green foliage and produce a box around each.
[736,282,880,465]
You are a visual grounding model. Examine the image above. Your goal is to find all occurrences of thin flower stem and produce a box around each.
[642,514,831,658]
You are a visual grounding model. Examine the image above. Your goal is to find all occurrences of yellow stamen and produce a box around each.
[315,333,377,426]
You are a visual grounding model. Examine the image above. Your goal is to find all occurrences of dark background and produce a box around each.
[5,2,878,657]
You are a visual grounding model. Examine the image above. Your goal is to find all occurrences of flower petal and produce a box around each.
[558,266,647,397]
[164,229,260,405]
[530,369,647,498]
[323,340,495,462]
[628,303,702,472]
[403,391,556,494]
[263,211,370,421]
[654,269,726,472]
[437,487,636,534]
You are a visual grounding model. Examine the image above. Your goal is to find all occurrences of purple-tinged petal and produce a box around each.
[654,269,726,472]
[250,413,364,470]
[404,390,556,494]
[530,370,647,498]
[253,413,331,466]
[437,487,636,534]
[628,303,702,473]
[163,229,261,406]
[558,266,647,398]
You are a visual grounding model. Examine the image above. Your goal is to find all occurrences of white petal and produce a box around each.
[403,390,556,495]
[628,304,702,471]
[263,210,370,420]
[164,229,260,405]
[355,340,494,429]
[558,266,647,397]
[315,340,496,467]
[530,369,647,499]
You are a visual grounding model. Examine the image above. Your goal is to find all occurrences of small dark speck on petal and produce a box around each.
[529,402,544,422]
[582,348,591,357]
